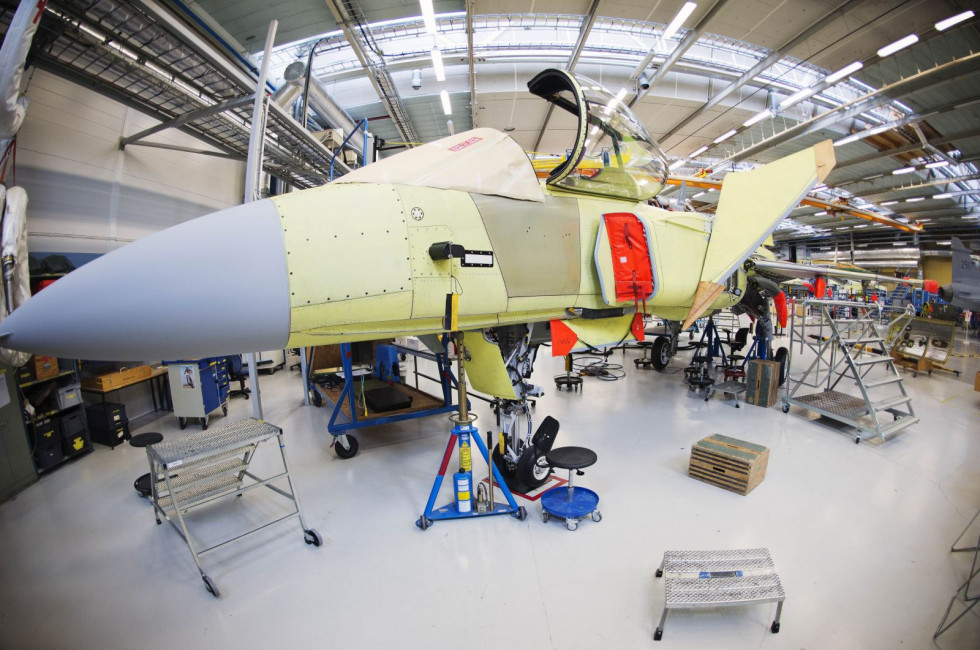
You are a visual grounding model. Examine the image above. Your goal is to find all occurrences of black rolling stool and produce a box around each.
[131,432,164,498]
[540,446,601,531]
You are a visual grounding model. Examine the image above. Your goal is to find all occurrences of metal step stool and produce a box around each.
[654,548,785,641]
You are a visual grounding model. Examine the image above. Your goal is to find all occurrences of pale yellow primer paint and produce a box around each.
[563,313,637,351]
[463,331,519,399]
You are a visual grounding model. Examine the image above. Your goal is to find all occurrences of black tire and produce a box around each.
[516,446,550,490]
[774,346,789,386]
[334,435,358,459]
[203,575,220,598]
[310,389,323,408]
[178,417,186,430]
[304,528,323,547]
[651,336,671,371]
[517,506,527,521]
[782,403,790,414]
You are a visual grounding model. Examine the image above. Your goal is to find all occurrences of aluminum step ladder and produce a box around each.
[781,299,918,443]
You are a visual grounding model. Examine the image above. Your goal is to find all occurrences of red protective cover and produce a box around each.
[814,276,827,299]
[603,213,654,303]
[773,291,788,329]
[550,320,578,357]
[923,279,939,294]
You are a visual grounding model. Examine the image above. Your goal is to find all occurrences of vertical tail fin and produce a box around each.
[951,237,980,283]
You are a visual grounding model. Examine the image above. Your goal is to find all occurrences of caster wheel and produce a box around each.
[855,437,861,444]
[771,621,780,634]
[654,628,663,641]
[310,390,323,407]
[303,528,323,546]
[178,417,186,430]
[655,569,663,578]
[222,405,228,416]
[541,510,551,523]
[592,510,602,523]
[201,419,208,430]
[334,435,358,459]
[156,519,162,525]
[566,520,578,531]
[203,575,220,598]
[781,403,790,413]
[416,516,430,531]
[517,506,527,521]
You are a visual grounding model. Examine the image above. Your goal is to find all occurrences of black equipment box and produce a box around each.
[364,387,413,413]
[35,444,64,470]
[57,412,88,456]
[34,418,59,450]
[89,422,130,448]
[85,402,128,430]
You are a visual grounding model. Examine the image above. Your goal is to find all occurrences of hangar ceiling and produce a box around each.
[1,0,978,256]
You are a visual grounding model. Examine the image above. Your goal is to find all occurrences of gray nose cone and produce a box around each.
[1,200,291,360]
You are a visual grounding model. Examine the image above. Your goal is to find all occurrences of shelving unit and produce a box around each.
[17,358,93,473]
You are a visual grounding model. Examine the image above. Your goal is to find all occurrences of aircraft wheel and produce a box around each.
[516,447,550,490]
[651,336,671,371]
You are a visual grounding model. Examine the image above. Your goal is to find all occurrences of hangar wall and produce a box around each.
[13,69,246,256]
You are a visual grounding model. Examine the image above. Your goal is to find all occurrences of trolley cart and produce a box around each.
[146,418,321,597]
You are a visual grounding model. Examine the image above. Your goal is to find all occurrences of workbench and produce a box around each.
[80,366,171,413]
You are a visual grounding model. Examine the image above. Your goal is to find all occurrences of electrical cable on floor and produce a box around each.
[555,353,626,382]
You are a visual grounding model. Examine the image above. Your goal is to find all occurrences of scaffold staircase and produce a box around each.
[782,299,918,444]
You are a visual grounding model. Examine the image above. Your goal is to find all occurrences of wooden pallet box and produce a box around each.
[745,359,780,407]
[81,365,152,391]
[689,434,770,495]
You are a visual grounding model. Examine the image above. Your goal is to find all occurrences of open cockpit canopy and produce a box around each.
[528,69,669,202]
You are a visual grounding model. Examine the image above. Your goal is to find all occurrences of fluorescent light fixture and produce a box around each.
[880,201,898,206]
[779,87,815,109]
[663,2,697,41]
[834,133,862,147]
[937,241,952,245]
[814,211,828,216]
[892,242,905,245]
[854,224,869,229]
[936,10,974,31]
[892,166,915,175]
[812,184,827,192]
[420,0,437,35]
[933,192,953,199]
[668,160,685,171]
[877,34,918,58]
[906,196,924,202]
[693,192,706,199]
[824,61,863,84]
[917,218,932,222]
[742,109,772,127]
[690,145,708,157]
[713,129,737,144]
[440,90,451,115]
[925,160,949,169]
[431,47,445,81]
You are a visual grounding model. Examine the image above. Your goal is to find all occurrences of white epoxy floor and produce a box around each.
[1,331,979,650]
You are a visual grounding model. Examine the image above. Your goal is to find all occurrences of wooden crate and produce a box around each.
[745,360,780,407]
[82,365,152,391]
[689,434,770,496]
[33,355,60,381]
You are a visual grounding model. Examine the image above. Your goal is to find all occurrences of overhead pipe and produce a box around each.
[282,61,363,155]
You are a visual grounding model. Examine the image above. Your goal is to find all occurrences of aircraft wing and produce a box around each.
[748,258,938,292]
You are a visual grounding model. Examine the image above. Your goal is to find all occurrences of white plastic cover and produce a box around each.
[1,185,31,367]
[0,0,46,142]
[332,128,545,203]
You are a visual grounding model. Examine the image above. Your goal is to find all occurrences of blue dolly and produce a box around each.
[540,446,601,531]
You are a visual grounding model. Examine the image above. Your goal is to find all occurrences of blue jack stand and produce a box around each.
[416,331,527,530]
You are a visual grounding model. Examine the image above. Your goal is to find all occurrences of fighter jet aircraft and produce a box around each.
[0,69,834,365]
[0,67,844,477]
[938,237,980,311]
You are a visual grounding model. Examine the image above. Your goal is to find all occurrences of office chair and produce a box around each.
[227,355,251,399]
